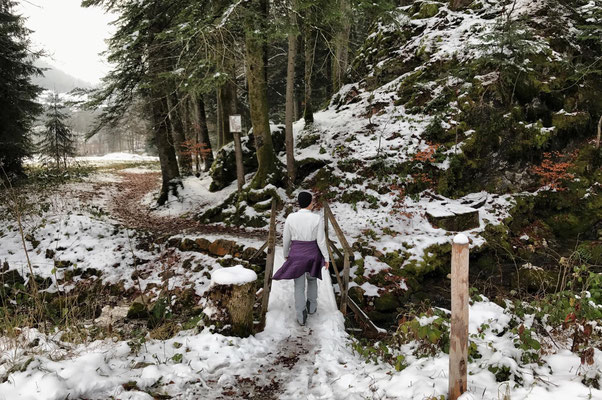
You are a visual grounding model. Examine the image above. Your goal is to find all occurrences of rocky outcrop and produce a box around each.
[426,203,479,231]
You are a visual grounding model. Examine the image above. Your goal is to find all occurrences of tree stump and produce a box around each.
[203,265,257,337]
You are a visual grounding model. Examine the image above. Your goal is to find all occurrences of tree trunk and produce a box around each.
[218,79,237,147]
[167,93,192,175]
[152,97,180,205]
[332,0,351,94]
[244,0,279,188]
[285,0,298,188]
[596,115,602,149]
[303,24,315,124]
[191,94,214,172]
[223,80,245,191]
[187,98,200,173]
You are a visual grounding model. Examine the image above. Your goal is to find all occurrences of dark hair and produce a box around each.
[298,191,312,208]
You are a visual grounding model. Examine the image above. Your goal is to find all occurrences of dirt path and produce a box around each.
[110,172,267,239]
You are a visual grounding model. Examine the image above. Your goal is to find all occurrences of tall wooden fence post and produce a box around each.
[449,233,470,400]
[259,198,277,330]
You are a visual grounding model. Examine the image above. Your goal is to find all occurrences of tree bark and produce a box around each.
[152,96,180,205]
[204,279,256,338]
[191,94,214,172]
[303,23,315,124]
[216,89,223,149]
[596,115,602,149]
[332,0,351,94]
[217,80,237,147]
[186,98,200,173]
[244,0,279,188]
[285,0,298,188]
[167,93,193,175]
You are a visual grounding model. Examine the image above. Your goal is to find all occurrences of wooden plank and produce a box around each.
[341,251,350,314]
[327,238,345,261]
[347,297,385,335]
[259,198,277,330]
[324,208,344,292]
[249,240,268,260]
[323,203,352,253]
[449,234,470,400]
[327,242,344,294]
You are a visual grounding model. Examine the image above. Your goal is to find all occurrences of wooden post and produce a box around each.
[259,198,277,330]
[341,251,350,315]
[449,233,470,400]
[229,115,245,192]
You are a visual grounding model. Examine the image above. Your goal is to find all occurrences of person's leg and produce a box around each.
[294,274,307,324]
[306,274,318,314]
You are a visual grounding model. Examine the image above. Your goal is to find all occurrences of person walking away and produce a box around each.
[273,191,330,325]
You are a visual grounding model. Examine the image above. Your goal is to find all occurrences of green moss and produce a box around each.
[374,292,401,312]
[551,111,589,132]
[414,2,439,19]
[297,133,320,149]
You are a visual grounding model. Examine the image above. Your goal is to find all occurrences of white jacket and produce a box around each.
[282,209,329,262]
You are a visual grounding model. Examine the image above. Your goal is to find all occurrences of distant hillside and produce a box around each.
[32,60,93,92]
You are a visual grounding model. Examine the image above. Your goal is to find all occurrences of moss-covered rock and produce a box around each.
[374,292,401,312]
[426,205,479,231]
[349,286,366,306]
[209,126,286,192]
[415,2,439,19]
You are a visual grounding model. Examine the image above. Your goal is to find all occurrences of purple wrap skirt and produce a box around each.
[273,240,325,280]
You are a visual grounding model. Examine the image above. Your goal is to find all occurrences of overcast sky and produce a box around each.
[17,0,116,85]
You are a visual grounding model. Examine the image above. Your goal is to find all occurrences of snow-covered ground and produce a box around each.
[76,153,159,165]
[143,175,239,218]
[1,252,601,399]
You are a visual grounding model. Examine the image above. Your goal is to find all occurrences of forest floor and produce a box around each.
[111,170,266,239]
[1,155,601,400]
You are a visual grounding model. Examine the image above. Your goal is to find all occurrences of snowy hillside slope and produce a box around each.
[272,0,602,312]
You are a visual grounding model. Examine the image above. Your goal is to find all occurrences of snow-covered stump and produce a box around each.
[449,234,470,400]
[203,265,258,338]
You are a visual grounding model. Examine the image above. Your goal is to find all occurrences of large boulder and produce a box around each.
[426,203,479,231]
[209,125,285,191]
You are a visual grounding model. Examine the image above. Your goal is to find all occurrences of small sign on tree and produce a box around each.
[229,114,242,133]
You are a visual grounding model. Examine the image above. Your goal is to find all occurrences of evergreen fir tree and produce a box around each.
[0,0,42,181]
[38,93,76,169]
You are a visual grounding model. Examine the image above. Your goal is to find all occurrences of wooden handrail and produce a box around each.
[259,198,277,331]
[249,240,268,260]
[323,201,351,314]
[323,202,352,253]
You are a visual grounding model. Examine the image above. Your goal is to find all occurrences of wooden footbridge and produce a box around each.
[251,198,384,336]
